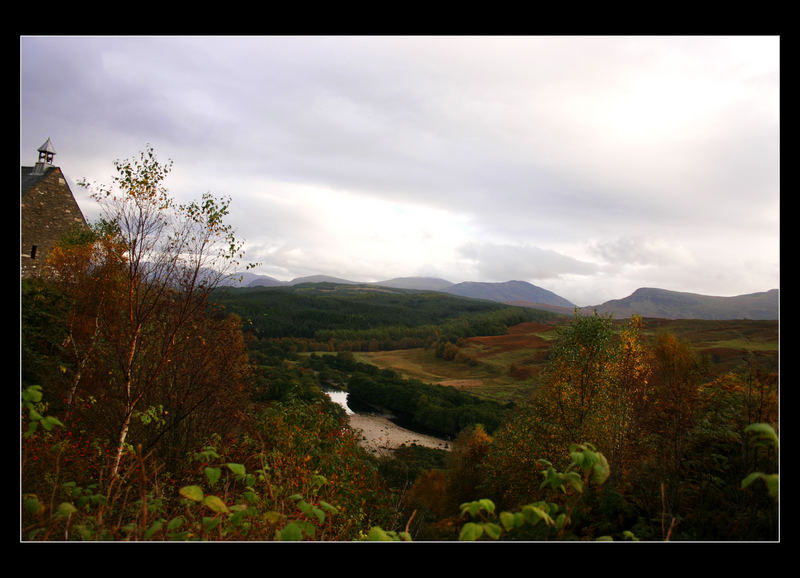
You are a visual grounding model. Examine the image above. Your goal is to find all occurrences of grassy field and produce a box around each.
[638,317,778,375]
[354,321,562,403]
[352,318,778,404]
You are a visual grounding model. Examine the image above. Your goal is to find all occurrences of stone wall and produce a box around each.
[21,166,87,277]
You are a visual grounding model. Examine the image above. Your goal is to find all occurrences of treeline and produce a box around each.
[212,284,564,351]
[307,354,512,439]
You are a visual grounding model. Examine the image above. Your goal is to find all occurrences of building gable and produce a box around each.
[21,140,88,277]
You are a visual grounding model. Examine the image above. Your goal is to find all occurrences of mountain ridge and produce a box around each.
[222,272,778,320]
[582,287,779,320]
[441,280,575,309]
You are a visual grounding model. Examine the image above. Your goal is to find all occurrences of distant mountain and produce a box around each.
[287,275,359,286]
[223,274,576,311]
[442,280,576,309]
[373,277,455,291]
[247,275,285,287]
[216,271,284,287]
[583,287,779,320]
[220,273,360,287]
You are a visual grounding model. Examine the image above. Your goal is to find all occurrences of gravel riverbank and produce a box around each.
[348,413,451,456]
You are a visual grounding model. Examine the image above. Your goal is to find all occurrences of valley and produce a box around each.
[25,272,780,542]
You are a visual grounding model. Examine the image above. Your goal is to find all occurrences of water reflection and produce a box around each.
[323,388,354,415]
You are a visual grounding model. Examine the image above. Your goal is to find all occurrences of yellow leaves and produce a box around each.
[178,485,229,514]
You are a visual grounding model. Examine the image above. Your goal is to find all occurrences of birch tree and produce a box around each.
[78,145,250,477]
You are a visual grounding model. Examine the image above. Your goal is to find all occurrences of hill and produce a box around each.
[584,287,779,320]
[373,277,454,291]
[223,274,578,311]
[288,275,359,286]
[219,272,360,288]
[210,283,564,343]
[442,280,576,309]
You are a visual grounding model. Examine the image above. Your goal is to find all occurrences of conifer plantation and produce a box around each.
[21,149,778,542]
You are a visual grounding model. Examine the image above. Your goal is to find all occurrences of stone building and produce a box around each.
[21,138,88,278]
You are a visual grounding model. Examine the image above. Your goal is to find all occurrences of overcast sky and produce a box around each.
[20,35,779,306]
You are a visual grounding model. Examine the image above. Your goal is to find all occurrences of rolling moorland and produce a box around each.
[22,277,779,541]
[212,282,778,403]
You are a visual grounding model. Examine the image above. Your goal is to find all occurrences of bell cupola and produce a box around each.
[32,137,56,175]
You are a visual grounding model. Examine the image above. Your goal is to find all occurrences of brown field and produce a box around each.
[354,321,561,402]
[638,318,778,375]
[354,318,778,404]
[463,322,555,356]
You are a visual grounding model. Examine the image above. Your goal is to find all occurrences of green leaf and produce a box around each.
[145,520,164,540]
[479,499,496,514]
[764,474,779,498]
[167,517,185,531]
[25,421,38,438]
[297,500,312,516]
[499,511,516,531]
[312,507,326,524]
[24,495,43,516]
[741,472,762,489]
[521,505,553,527]
[366,526,393,541]
[459,522,484,541]
[202,495,229,514]
[591,452,610,485]
[482,522,503,540]
[22,385,43,404]
[205,466,221,486]
[179,485,204,502]
[745,423,778,442]
[56,502,78,517]
[563,471,584,493]
[226,462,246,476]
[279,522,305,541]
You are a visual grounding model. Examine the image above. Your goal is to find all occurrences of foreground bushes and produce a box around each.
[21,388,395,541]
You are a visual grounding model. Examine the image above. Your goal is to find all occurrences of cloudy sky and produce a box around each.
[20,35,779,306]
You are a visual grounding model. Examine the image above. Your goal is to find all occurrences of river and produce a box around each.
[323,388,451,456]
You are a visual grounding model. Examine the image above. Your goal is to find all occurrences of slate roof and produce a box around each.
[21,165,57,196]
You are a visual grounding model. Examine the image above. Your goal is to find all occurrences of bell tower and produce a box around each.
[32,137,56,175]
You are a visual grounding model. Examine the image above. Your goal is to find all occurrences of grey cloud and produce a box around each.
[459,242,599,282]
[588,237,689,268]
[21,36,779,300]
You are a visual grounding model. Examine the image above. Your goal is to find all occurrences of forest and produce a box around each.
[20,148,779,542]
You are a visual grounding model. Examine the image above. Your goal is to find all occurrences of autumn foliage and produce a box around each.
[470,312,778,540]
[21,148,390,540]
